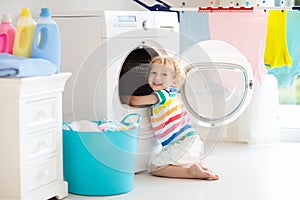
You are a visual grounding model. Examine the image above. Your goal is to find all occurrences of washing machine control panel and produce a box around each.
[104,11,158,37]
[104,11,179,37]
[113,15,138,28]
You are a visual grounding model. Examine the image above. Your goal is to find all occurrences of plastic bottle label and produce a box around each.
[0,33,7,52]
[13,24,35,57]
[32,23,61,72]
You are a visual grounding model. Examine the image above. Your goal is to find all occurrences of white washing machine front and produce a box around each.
[103,19,180,172]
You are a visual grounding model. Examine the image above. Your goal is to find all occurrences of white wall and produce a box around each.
[0,0,142,22]
[0,0,206,25]
[0,0,276,22]
[0,0,205,18]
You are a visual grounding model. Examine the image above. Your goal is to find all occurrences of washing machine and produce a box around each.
[53,10,254,172]
[52,10,180,172]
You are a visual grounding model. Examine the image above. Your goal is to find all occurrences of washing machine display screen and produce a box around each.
[117,15,136,22]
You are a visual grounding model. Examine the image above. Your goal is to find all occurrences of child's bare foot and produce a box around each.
[199,163,208,170]
[188,164,219,180]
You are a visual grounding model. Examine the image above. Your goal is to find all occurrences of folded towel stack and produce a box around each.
[0,53,56,77]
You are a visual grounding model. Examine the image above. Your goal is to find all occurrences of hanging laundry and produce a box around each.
[267,11,300,87]
[264,10,292,69]
[179,12,210,53]
[208,10,268,83]
[63,119,139,132]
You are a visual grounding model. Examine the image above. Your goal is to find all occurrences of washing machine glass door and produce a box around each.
[180,40,254,127]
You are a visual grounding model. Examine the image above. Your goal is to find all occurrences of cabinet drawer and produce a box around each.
[25,127,57,160]
[24,97,58,132]
[26,157,58,192]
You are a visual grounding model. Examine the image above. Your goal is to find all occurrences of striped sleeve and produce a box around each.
[155,89,170,105]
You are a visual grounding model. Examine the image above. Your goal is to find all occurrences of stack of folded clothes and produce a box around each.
[0,53,56,77]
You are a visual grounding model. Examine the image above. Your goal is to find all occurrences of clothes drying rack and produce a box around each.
[133,0,300,12]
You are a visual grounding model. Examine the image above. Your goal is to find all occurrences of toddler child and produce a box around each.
[129,55,219,180]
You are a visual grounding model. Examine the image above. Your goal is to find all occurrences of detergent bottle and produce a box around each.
[31,8,61,73]
[0,14,16,54]
[13,8,36,57]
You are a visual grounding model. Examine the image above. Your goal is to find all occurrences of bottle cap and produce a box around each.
[40,8,51,17]
[1,14,11,23]
[20,8,31,17]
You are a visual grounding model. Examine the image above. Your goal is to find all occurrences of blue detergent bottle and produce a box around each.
[32,8,61,73]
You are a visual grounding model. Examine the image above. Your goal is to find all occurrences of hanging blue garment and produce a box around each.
[179,11,210,53]
[268,11,300,86]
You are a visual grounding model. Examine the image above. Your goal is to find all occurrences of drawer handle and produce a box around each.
[35,140,48,151]
[37,169,49,180]
[35,109,49,120]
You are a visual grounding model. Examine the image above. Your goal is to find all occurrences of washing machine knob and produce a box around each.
[142,20,149,30]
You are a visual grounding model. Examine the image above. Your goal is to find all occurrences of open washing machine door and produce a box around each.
[180,40,254,128]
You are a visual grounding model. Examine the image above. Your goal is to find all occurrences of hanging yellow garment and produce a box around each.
[264,10,292,68]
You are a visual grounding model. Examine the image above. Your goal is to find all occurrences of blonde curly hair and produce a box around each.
[150,55,186,89]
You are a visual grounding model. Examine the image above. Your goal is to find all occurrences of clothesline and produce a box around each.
[169,6,300,13]
[133,0,300,13]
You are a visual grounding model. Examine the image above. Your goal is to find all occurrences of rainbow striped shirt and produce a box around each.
[150,88,196,147]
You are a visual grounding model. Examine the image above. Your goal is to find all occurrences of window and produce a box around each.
[278,76,300,141]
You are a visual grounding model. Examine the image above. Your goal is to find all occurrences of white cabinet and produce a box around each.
[0,73,71,200]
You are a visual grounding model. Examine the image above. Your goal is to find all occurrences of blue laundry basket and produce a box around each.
[62,114,140,196]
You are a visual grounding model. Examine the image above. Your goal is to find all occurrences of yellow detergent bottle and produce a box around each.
[13,8,36,57]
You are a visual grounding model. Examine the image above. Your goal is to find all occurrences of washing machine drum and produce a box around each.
[180,40,254,127]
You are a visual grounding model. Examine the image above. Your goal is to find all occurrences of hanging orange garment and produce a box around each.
[264,10,292,68]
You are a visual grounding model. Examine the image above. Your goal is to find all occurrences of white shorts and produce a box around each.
[149,135,204,169]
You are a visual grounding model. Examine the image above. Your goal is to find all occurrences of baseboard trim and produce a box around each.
[280,128,300,142]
